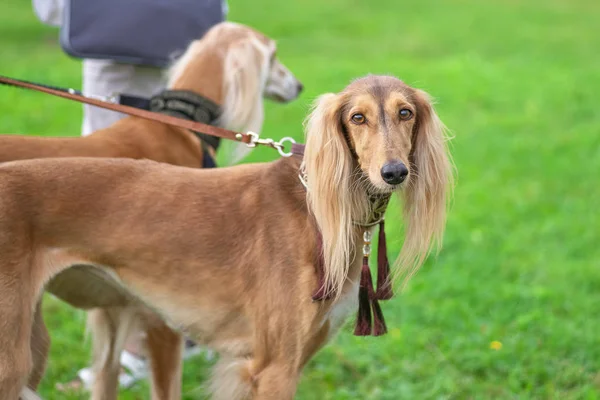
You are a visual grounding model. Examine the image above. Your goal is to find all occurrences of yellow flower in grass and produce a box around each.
[389,328,401,340]
[490,340,502,350]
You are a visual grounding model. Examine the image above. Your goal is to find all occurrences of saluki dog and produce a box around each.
[0,75,452,400]
[0,21,302,399]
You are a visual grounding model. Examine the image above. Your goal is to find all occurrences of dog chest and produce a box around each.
[324,281,359,339]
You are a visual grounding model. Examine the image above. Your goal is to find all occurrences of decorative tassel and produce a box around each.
[313,224,390,337]
[354,256,374,336]
[371,298,388,336]
[375,220,393,300]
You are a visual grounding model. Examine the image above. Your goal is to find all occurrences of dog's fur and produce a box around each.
[0,75,452,400]
[0,21,302,399]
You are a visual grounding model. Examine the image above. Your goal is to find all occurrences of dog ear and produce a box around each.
[218,38,267,165]
[398,89,453,281]
[304,93,349,173]
[304,93,359,298]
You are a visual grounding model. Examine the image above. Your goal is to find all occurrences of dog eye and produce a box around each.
[399,109,413,120]
[351,113,366,124]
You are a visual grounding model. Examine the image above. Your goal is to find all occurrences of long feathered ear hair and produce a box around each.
[303,94,370,298]
[398,89,454,282]
[217,37,269,164]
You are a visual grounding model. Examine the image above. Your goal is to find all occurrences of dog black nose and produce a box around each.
[380,161,408,185]
[297,82,304,94]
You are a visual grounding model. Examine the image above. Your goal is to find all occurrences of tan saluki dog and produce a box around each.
[0,75,452,400]
[0,21,302,399]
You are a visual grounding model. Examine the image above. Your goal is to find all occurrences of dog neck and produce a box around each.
[168,56,224,106]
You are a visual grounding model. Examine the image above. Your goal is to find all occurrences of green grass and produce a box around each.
[2,0,600,398]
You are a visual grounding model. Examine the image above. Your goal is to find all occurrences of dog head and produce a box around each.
[304,75,454,294]
[306,75,448,194]
[168,22,302,131]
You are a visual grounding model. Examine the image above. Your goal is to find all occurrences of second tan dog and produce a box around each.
[0,21,302,399]
[0,75,452,400]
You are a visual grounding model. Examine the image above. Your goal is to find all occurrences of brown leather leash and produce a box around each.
[0,75,299,154]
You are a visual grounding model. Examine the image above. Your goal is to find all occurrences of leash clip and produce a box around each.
[237,131,296,157]
[274,137,296,157]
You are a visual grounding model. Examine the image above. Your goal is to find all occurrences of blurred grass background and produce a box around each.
[1,0,600,398]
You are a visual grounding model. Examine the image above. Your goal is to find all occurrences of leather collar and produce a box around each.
[149,90,222,151]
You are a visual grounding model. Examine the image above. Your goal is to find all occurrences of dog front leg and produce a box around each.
[251,360,300,400]
[247,326,303,400]
[210,356,253,400]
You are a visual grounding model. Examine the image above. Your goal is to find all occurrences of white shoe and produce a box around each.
[75,350,148,390]
[73,342,214,391]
